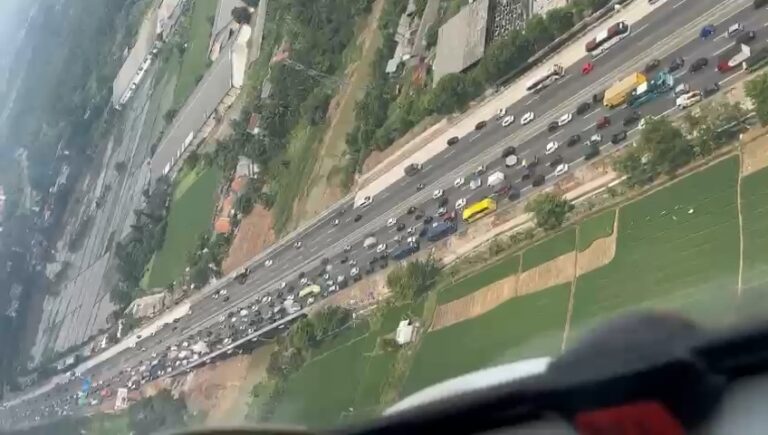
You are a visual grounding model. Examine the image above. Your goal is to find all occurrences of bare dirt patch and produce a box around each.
[517,253,576,296]
[320,269,391,311]
[431,273,520,331]
[222,205,275,274]
[576,212,619,275]
[740,126,768,176]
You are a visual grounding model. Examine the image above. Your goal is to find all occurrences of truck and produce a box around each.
[298,284,321,298]
[486,171,505,188]
[717,43,751,73]
[426,221,457,242]
[603,72,646,108]
[234,266,250,284]
[628,71,674,108]
[391,241,420,261]
[363,236,378,249]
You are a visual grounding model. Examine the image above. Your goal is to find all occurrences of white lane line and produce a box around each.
[469,133,482,142]
[714,33,726,42]
[525,95,540,105]
[584,108,601,118]
[326,228,335,234]
[719,70,746,85]
[379,190,390,199]
[673,0,688,8]
[445,148,457,157]
[547,131,561,140]
[581,123,596,132]
[713,44,732,56]
[634,23,650,34]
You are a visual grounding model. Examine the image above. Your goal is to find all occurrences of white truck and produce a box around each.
[363,236,378,249]
[487,171,506,188]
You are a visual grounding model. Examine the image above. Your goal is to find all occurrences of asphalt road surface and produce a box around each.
[2,0,762,428]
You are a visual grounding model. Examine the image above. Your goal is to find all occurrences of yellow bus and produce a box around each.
[462,198,497,223]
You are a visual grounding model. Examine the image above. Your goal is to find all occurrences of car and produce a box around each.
[504,154,519,167]
[548,154,564,168]
[474,165,486,176]
[416,183,425,191]
[521,170,532,182]
[554,163,569,176]
[396,222,406,232]
[623,111,642,127]
[674,82,690,97]
[532,174,546,187]
[437,196,449,207]
[278,281,287,290]
[414,210,424,220]
[611,131,628,144]
[501,146,516,158]
[558,113,573,126]
[455,198,467,209]
[407,226,417,235]
[293,241,302,249]
[596,116,611,130]
[353,214,363,222]
[407,205,417,214]
[676,90,702,109]
[359,195,373,207]
[521,111,535,125]
[475,120,487,130]
[404,162,422,176]
[726,22,744,37]
[525,155,539,169]
[688,57,708,73]
[437,206,448,216]
[566,134,581,147]
[432,189,443,199]
[496,107,507,118]
[576,102,591,115]
[668,57,685,73]
[547,121,559,132]
[702,82,721,97]
[299,277,309,286]
[376,243,387,253]
[545,141,559,155]
[469,178,482,190]
[264,259,274,267]
[581,62,594,75]
[592,90,605,104]
[644,58,661,74]
[736,30,756,45]
[331,218,340,226]
[386,217,397,227]
[589,133,602,146]
[454,176,465,187]
[700,24,716,39]
[422,216,434,225]
[447,136,459,146]
[444,210,457,222]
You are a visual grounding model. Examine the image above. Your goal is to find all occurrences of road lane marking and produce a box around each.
[719,70,746,85]
[713,44,732,56]
[469,133,482,142]
[634,23,650,34]
[584,108,601,118]
[673,0,688,9]
[525,95,540,105]
[581,123,596,132]
[547,131,561,140]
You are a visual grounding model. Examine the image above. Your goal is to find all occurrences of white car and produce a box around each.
[501,115,515,127]
[299,277,309,286]
[474,165,486,176]
[545,141,559,155]
[293,241,302,249]
[278,281,287,290]
[432,189,444,199]
[455,198,467,209]
[376,243,387,253]
[521,111,535,125]
[344,244,352,252]
[676,91,702,109]
[454,177,465,187]
[386,217,397,227]
[726,23,743,37]
[437,206,447,215]
[469,177,483,190]
[558,113,573,126]
[264,259,274,267]
[358,195,373,208]
[554,163,569,176]
[496,107,507,118]
[331,218,340,226]
[589,133,602,145]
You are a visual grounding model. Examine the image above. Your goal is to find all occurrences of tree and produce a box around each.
[638,116,693,175]
[231,6,253,24]
[525,192,574,231]
[128,391,187,435]
[425,24,438,50]
[386,257,442,304]
[114,160,127,174]
[745,70,768,125]
[163,108,178,124]
[289,317,316,349]
[189,263,210,288]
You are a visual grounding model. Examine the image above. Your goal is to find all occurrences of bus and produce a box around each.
[525,64,564,93]
[462,198,497,223]
[585,21,630,56]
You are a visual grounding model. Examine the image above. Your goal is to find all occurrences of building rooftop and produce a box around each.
[432,0,490,84]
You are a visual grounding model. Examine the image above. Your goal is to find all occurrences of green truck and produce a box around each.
[628,71,674,109]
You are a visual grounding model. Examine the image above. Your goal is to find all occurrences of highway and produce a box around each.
[2,0,763,428]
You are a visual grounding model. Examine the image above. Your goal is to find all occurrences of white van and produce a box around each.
[676,91,702,109]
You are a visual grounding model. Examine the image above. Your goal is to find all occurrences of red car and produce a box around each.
[581,62,594,75]
[596,116,611,130]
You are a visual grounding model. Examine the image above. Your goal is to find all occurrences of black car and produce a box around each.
[547,121,559,132]
[736,30,756,45]
[423,215,434,225]
[548,154,564,168]
[507,188,521,202]
[340,256,348,264]
[475,120,487,130]
[521,171,532,182]
[354,214,363,222]
[321,257,330,265]
[668,56,685,73]
[501,146,516,158]
[532,174,546,187]
[525,155,539,169]
[644,58,661,73]
[623,111,642,127]
[688,57,708,73]
[566,134,581,147]
[447,136,459,146]
[414,211,424,220]
[702,82,720,97]
[576,102,591,115]
[611,130,628,144]
[584,143,600,160]
[407,206,417,214]
[437,197,449,207]
[396,222,406,232]
[592,90,605,104]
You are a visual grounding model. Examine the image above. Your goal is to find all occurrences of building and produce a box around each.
[433,0,490,84]
[385,0,418,74]
[396,319,415,345]
[210,0,246,60]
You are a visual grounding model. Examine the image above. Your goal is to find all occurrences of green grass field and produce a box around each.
[146,166,220,288]
[736,166,768,317]
[521,227,576,271]
[404,283,570,395]
[577,209,616,251]
[379,298,426,335]
[570,157,741,339]
[172,0,217,109]
[438,254,521,304]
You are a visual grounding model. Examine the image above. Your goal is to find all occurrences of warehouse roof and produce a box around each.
[432,0,490,84]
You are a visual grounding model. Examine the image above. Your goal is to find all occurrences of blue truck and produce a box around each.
[426,221,457,242]
[391,241,420,260]
[628,71,674,109]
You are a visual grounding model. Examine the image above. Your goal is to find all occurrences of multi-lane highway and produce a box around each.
[2,0,763,428]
